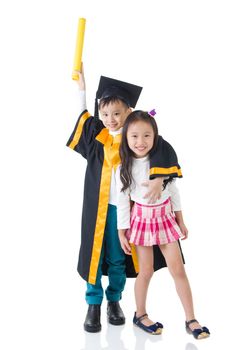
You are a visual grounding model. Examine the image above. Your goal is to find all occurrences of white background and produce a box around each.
[0,0,239,349]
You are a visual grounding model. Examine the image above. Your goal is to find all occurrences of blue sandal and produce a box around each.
[185,319,210,339]
[133,312,163,335]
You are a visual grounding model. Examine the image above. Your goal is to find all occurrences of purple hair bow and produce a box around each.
[148,109,156,117]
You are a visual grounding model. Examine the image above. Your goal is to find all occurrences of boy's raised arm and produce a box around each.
[66,65,103,158]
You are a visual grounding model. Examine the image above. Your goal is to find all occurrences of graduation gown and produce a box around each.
[67,110,183,285]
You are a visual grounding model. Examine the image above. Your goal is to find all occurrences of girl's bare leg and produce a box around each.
[134,245,155,326]
[160,241,203,331]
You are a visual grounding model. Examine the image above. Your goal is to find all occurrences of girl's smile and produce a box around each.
[127,121,155,158]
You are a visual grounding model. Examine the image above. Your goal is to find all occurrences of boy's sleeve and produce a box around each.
[66,110,103,158]
[149,136,182,179]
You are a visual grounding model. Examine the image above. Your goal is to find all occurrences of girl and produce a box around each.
[116,110,210,339]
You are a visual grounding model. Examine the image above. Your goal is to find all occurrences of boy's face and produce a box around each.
[99,100,131,132]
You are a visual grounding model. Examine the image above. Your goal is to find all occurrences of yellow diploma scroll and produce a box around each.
[72,18,86,80]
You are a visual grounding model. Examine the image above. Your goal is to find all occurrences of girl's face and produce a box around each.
[126,120,155,158]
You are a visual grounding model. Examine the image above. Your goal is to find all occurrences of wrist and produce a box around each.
[175,214,184,225]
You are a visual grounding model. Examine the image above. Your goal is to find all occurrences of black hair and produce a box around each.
[120,110,174,192]
[119,110,159,192]
[99,96,130,111]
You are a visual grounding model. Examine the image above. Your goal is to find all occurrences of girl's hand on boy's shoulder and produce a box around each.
[142,177,163,204]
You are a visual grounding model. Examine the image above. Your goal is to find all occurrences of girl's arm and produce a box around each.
[169,179,188,239]
[116,166,132,254]
[174,211,188,240]
[118,229,132,255]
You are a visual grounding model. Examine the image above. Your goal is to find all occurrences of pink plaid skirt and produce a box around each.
[126,197,183,246]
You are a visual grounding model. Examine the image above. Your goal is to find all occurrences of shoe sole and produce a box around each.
[186,327,210,339]
[108,319,125,326]
[133,323,163,335]
[84,325,101,333]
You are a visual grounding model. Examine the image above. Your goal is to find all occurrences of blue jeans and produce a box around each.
[86,204,126,305]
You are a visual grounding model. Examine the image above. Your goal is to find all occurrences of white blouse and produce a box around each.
[116,155,181,229]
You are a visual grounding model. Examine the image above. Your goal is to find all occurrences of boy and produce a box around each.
[67,69,182,333]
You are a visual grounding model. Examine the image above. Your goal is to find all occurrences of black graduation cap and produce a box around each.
[94,76,142,116]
